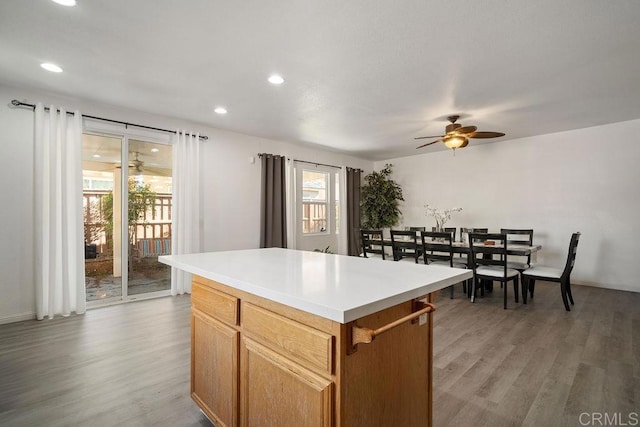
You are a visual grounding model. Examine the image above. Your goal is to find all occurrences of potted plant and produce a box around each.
[360,164,404,230]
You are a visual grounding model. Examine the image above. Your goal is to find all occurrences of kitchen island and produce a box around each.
[160,248,472,427]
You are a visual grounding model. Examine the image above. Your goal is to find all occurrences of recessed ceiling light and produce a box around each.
[51,0,77,6]
[41,63,63,73]
[151,148,159,153]
[214,107,228,115]
[268,74,284,85]
[92,154,101,158]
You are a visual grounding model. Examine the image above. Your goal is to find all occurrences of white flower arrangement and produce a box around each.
[424,205,463,230]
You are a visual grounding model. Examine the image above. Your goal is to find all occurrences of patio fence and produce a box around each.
[83,191,172,256]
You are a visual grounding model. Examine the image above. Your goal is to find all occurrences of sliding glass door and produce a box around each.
[82,134,172,303]
[126,139,172,297]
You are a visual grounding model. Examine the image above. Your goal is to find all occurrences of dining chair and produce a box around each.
[521,232,581,311]
[420,231,467,298]
[390,229,419,263]
[431,227,457,241]
[500,228,534,271]
[409,227,426,259]
[468,232,520,309]
[457,228,487,265]
[360,229,387,260]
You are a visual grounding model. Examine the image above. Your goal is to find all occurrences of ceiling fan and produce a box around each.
[126,151,145,175]
[123,151,172,177]
[415,115,505,150]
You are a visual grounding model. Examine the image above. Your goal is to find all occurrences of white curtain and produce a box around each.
[285,158,296,249]
[34,103,86,320]
[171,130,201,295]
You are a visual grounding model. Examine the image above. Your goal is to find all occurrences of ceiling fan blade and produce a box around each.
[414,134,444,140]
[468,131,505,139]
[142,166,172,177]
[453,125,477,135]
[416,138,443,149]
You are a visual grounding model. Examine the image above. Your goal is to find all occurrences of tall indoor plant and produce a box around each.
[360,164,404,229]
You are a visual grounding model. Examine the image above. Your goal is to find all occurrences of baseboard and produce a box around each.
[574,281,638,293]
[0,311,36,325]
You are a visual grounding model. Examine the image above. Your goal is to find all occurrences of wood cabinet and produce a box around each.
[191,308,239,427]
[190,275,434,427]
[241,337,333,426]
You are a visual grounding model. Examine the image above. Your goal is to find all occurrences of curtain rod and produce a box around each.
[293,159,342,169]
[257,153,363,171]
[10,99,209,140]
[256,153,341,169]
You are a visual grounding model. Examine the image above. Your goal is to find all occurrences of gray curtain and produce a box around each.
[260,154,287,248]
[346,167,362,256]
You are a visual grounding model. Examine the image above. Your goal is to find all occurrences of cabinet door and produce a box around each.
[192,308,239,427]
[240,337,333,427]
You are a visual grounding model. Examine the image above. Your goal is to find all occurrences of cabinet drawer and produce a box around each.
[242,302,333,375]
[192,281,239,326]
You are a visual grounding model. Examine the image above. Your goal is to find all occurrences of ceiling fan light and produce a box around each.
[444,136,466,149]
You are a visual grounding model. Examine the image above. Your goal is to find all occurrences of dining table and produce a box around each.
[382,234,542,299]
[383,236,542,258]
[449,240,542,257]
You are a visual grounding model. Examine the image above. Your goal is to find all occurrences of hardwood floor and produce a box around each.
[0,296,209,427]
[0,283,638,426]
[432,282,640,426]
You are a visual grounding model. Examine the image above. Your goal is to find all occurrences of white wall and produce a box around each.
[0,82,372,323]
[377,120,640,292]
[3,79,637,324]
[200,128,369,253]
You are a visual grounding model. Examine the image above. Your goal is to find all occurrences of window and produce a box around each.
[302,170,328,234]
[295,164,342,252]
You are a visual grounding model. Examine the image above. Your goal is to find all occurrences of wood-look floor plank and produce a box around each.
[433,282,640,427]
[0,296,210,427]
[522,377,572,427]
[0,282,638,427]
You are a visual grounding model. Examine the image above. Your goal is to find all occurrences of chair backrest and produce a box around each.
[360,229,386,260]
[562,232,581,279]
[390,229,419,262]
[501,228,534,263]
[420,231,454,266]
[409,226,426,232]
[468,232,508,275]
[461,228,488,243]
[431,227,457,241]
[500,228,533,245]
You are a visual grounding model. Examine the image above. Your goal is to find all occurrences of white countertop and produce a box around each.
[160,248,472,324]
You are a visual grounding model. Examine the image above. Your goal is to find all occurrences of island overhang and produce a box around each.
[160,247,472,323]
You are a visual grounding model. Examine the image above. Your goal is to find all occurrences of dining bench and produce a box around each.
[136,237,171,258]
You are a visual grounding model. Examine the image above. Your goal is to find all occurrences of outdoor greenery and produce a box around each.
[102,179,157,250]
[83,198,103,245]
[360,164,404,229]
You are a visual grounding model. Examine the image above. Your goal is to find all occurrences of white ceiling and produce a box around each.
[2,0,640,160]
